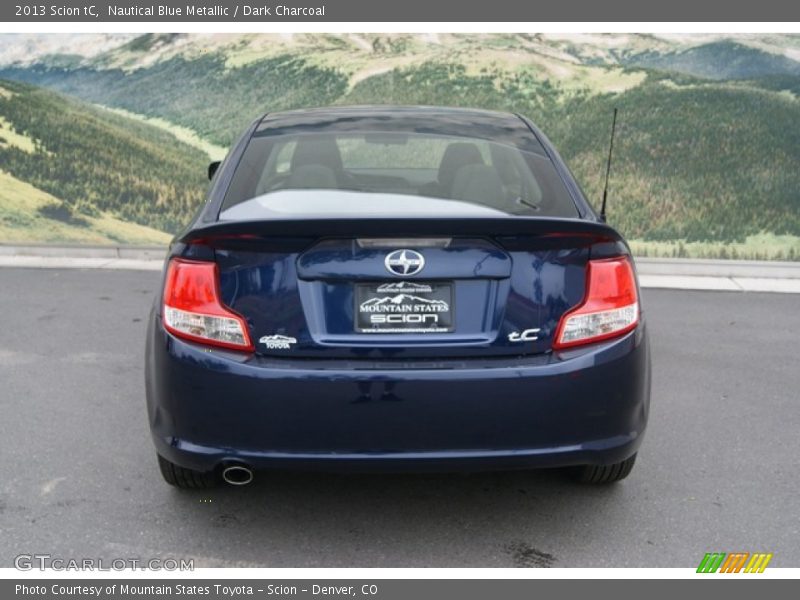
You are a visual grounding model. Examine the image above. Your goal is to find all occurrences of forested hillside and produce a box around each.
[0,169,170,244]
[625,41,800,80]
[0,33,799,256]
[1,55,348,146]
[0,79,208,237]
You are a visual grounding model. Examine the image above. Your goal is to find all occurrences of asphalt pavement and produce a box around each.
[0,268,798,568]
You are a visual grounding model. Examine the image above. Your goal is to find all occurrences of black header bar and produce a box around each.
[3,1,800,22]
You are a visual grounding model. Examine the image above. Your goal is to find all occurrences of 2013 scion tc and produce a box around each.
[145,106,651,488]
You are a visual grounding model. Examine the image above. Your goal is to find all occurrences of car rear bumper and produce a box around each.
[146,317,651,473]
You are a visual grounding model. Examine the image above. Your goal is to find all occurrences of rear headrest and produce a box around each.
[287,164,339,190]
[451,164,504,204]
[291,138,344,172]
[438,142,484,190]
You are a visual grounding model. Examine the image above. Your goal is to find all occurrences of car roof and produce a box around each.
[254,105,544,154]
[261,104,521,120]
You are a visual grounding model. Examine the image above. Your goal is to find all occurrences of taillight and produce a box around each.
[162,258,254,352]
[553,256,639,350]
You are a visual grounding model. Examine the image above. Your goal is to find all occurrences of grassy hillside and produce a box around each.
[343,65,800,243]
[544,76,800,242]
[0,170,170,244]
[0,79,209,238]
[1,34,799,257]
[0,55,349,147]
[626,41,800,80]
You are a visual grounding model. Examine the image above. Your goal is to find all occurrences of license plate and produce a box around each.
[355,281,454,333]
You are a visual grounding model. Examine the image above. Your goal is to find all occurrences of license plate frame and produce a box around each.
[355,281,454,333]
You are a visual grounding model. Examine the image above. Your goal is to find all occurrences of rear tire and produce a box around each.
[574,453,637,484]
[157,454,218,489]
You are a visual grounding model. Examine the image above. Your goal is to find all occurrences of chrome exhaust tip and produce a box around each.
[221,464,254,486]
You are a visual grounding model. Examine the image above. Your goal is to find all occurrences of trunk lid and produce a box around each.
[180,216,627,359]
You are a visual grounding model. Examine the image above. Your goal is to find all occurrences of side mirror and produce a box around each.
[208,161,221,181]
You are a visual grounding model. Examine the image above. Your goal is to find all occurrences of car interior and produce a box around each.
[232,132,577,217]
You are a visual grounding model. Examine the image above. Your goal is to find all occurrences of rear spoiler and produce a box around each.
[181,216,625,245]
[176,217,630,260]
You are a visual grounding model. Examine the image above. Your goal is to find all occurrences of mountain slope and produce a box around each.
[627,41,800,80]
[0,34,799,255]
[0,170,170,244]
[547,76,800,241]
[0,78,209,237]
[0,54,349,146]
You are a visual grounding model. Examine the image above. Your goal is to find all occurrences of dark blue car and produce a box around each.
[145,106,651,488]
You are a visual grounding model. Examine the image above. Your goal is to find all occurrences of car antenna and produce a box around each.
[600,107,618,223]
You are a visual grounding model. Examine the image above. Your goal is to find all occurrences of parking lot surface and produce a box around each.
[0,268,797,567]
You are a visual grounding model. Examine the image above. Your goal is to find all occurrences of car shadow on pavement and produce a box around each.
[157,468,628,567]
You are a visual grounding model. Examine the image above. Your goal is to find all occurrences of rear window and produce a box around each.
[220,129,578,219]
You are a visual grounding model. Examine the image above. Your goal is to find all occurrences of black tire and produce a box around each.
[574,453,637,484]
[157,454,218,489]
